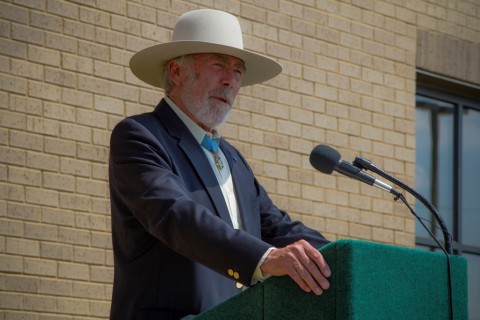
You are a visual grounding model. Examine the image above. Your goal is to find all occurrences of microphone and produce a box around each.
[309,144,400,197]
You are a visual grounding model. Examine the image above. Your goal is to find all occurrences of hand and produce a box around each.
[260,240,331,295]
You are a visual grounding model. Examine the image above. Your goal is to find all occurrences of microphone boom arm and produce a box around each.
[353,157,453,254]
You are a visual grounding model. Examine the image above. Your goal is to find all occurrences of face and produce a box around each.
[169,53,246,131]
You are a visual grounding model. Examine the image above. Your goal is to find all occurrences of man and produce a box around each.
[109,9,331,320]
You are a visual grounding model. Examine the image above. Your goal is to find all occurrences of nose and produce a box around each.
[222,67,241,88]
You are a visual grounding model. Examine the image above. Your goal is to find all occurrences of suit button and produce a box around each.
[228,269,234,277]
[233,272,239,280]
[236,282,243,289]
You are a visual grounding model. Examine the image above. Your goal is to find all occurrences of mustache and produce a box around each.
[210,88,235,106]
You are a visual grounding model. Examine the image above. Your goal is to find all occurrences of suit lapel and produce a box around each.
[155,100,234,227]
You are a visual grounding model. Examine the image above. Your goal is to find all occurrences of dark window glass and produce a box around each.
[461,107,480,247]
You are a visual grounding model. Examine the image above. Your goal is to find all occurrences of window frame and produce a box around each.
[415,70,480,258]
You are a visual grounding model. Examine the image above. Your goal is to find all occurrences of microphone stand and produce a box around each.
[353,156,452,253]
[353,156,455,320]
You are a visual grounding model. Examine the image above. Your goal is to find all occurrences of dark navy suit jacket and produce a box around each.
[109,99,329,319]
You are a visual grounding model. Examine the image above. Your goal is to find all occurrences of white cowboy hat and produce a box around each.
[129,9,283,88]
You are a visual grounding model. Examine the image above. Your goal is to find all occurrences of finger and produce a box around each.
[301,254,330,291]
[293,258,324,295]
[290,260,316,294]
[304,243,331,278]
[295,242,330,291]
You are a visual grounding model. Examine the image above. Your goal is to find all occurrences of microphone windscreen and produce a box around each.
[309,144,341,174]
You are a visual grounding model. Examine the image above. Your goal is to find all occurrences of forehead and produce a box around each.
[194,53,245,68]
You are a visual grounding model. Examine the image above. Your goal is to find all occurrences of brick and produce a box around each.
[0,146,25,165]
[263,163,288,180]
[91,232,112,249]
[90,265,114,283]
[7,238,40,257]
[74,281,105,299]
[96,0,126,14]
[289,197,314,215]
[62,88,93,109]
[23,293,57,312]
[10,59,43,81]
[28,82,61,103]
[8,166,42,186]
[60,158,91,178]
[1,111,26,130]
[8,96,42,116]
[1,182,25,202]
[0,2,29,23]
[77,143,108,163]
[95,28,125,49]
[26,151,59,172]
[58,262,89,280]
[12,23,45,46]
[26,116,59,136]
[326,218,348,235]
[109,82,139,103]
[45,68,77,88]
[325,130,348,147]
[43,102,75,122]
[74,246,105,265]
[31,11,62,32]
[59,193,91,213]
[349,223,372,240]
[314,113,337,130]
[40,242,73,261]
[59,123,91,143]
[58,227,90,246]
[302,125,325,143]
[43,172,75,192]
[44,137,76,157]
[0,292,23,310]
[372,226,394,243]
[47,0,78,19]
[78,75,108,95]
[28,45,61,67]
[76,178,107,197]
[0,218,23,237]
[92,129,108,146]
[25,187,58,207]
[79,6,109,28]
[7,203,41,221]
[5,275,39,293]
[39,278,73,296]
[111,15,141,36]
[62,53,93,75]
[0,73,27,95]
[78,40,109,61]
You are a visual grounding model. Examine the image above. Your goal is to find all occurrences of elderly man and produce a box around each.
[109,9,331,320]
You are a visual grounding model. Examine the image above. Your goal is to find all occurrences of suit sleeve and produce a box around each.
[231,151,330,250]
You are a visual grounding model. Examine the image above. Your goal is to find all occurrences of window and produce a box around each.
[415,71,480,319]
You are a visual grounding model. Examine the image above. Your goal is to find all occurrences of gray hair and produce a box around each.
[162,54,196,95]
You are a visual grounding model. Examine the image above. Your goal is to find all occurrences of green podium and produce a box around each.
[193,239,468,320]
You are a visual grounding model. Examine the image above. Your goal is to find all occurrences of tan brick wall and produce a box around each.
[1,0,479,318]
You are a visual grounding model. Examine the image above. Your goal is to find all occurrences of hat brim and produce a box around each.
[129,41,283,88]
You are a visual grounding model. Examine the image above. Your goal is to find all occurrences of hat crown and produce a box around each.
[172,9,244,50]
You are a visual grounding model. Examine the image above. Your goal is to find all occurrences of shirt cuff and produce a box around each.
[252,247,275,283]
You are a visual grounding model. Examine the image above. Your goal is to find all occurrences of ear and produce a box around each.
[168,60,183,86]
